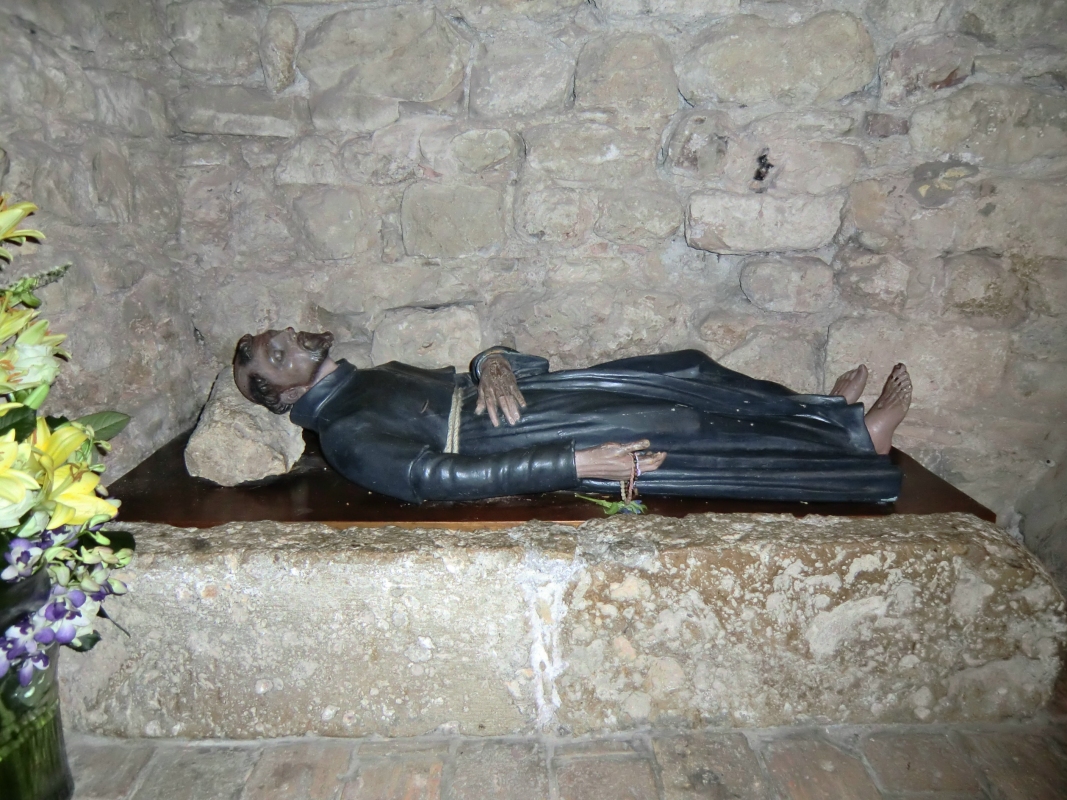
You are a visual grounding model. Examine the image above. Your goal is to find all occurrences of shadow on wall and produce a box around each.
[1018,450,1067,596]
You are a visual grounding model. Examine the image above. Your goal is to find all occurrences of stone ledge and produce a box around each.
[60,514,1066,739]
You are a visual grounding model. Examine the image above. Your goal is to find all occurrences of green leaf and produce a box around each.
[0,405,37,441]
[66,632,101,652]
[45,415,70,430]
[74,411,130,441]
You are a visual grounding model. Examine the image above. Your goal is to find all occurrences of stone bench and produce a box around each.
[60,513,1066,739]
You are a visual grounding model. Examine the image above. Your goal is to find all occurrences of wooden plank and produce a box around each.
[108,429,996,529]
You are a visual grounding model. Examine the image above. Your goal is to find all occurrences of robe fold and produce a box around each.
[289,347,901,504]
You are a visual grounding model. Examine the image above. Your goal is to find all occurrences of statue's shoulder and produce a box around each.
[373,361,459,379]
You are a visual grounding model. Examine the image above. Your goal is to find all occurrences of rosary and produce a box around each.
[575,451,646,516]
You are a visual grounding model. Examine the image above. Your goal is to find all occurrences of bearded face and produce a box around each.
[233,328,334,413]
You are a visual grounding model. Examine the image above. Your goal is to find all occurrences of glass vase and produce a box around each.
[0,644,74,800]
[0,569,74,800]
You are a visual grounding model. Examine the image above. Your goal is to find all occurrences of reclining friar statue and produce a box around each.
[233,329,912,505]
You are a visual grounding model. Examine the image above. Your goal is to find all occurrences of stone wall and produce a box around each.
[0,1,1064,531]
[0,0,211,476]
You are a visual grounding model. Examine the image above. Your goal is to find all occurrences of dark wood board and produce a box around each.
[107,429,996,529]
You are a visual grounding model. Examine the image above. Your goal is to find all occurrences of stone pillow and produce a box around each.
[184,368,305,486]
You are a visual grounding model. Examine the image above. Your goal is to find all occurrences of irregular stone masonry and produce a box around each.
[65,718,1067,799]
[59,514,1066,739]
[0,2,1065,583]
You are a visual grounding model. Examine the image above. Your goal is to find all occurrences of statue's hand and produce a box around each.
[475,354,527,427]
[574,440,666,481]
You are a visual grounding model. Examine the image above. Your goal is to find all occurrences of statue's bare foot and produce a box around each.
[865,364,912,455]
[830,364,868,405]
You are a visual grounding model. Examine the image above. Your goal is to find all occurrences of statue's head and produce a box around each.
[233,328,334,414]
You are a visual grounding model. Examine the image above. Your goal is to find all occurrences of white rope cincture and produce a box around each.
[444,385,463,454]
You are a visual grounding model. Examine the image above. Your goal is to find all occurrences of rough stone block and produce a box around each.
[881,34,980,106]
[275,137,344,186]
[764,739,880,800]
[663,111,731,178]
[574,33,678,126]
[554,757,658,800]
[59,515,1067,739]
[740,258,835,314]
[518,186,596,244]
[653,733,772,800]
[686,192,845,254]
[400,183,506,258]
[451,742,549,800]
[524,123,654,182]
[959,0,1067,49]
[470,34,575,118]
[865,113,909,138]
[712,326,822,399]
[184,368,305,486]
[343,760,443,800]
[244,741,355,800]
[261,8,298,94]
[1025,257,1067,317]
[866,0,947,37]
[594,184,681,245]
[826,317,1010,411]
[172,87,309,137]
[0,22,96,123]
[958,731,1067,800]
[600,0,739,16]
[832,248,910,314]
[910,85,1067,166]
[86,70,168,137]
[848,177,1067,259]
[129,746,260,800]
[310,86,400,135]
[371,305,483,370]
[292,187,375,260]
[862,733,980,793]
[451,129,521,173]
[678,13,876,106]
[67,738,155,800]
[943,250,1025,326]
[298,8,468,102]
[167,0,260,78]
[732,140,862,196]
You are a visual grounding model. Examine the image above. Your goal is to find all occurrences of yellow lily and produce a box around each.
[31,417,88,474]
[0,429,40,527]
[0,306,35,343]
[0,196,44,262]
[16,319,66,349]
[45,464,119,529]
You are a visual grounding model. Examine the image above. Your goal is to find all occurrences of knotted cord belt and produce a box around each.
[444,385,463,454]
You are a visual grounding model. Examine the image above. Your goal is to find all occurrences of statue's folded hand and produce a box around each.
[474,354,527,427]
[575,440,666,481]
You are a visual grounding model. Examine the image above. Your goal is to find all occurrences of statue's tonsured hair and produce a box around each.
[234,334,292,415]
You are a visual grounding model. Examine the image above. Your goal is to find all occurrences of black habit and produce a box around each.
[289,347,902,504]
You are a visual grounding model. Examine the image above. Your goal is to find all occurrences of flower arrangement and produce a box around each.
[0,195,131,687]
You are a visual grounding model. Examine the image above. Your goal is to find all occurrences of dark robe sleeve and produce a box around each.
[319,418,578,503]
[470,347,551,382]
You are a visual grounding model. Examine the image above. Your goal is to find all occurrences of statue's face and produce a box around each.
[234,328,333,404]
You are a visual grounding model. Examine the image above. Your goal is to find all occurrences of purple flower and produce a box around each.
[17,649,48,686]
[5,617,38,654]
[2,537,43,581]
[54,619,77,645]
